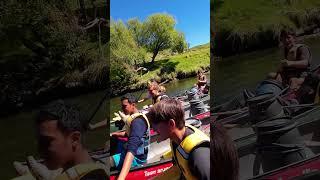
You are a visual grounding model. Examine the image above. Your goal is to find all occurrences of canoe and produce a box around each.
[109,111,211,180]
[235,106,320,179]
[110,94,210,125]
[249,153,320,180]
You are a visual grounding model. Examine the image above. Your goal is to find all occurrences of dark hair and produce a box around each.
[36,100,83,134]
[147,98,185,129]
[280,29,296,39]
[211,122,239,180]
[121,93,137,104]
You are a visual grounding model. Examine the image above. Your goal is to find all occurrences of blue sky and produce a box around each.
[111,0,210,48]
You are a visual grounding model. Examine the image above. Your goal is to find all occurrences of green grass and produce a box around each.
[213,0,320,56]
[131,43,210,88]
[216,0,320,31]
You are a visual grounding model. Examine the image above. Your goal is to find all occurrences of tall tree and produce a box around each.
[172,31,187,53]
[127,18,145,47]
[142,13,178,63]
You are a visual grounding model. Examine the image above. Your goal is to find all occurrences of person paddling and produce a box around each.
[148,99,210,180]
[110,93,150,180]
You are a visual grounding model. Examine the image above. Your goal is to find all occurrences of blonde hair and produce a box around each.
[147,80,158,89]
[159,85,166,93]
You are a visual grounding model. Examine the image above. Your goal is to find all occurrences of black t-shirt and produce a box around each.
[172,127,210,180]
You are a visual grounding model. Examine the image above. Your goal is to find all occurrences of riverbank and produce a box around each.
[213,0,320,57]
[111,43,210,96]
[214,32,320,62]
[0,43,209,117]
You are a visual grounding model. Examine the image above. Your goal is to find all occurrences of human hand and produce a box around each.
[118,111,130,122]
[27,156,63,180]
[281,60,291,67]
[13,161,30,175]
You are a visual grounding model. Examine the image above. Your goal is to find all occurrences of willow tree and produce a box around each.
[110,20,146,91]
[143,13,180,63]
[172,31,187,53]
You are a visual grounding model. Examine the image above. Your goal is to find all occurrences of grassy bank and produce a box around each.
[213,0,320,57]
[115,43,210,95]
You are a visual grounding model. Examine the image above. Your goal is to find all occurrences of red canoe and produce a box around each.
[110,111,212,180]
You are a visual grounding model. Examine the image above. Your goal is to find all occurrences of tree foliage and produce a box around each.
[110,20,146,92]
[142,13,178,63]
[172,31,187,53]
[109,13,188,94]
[0,0,108,113]
[127,18,145,47]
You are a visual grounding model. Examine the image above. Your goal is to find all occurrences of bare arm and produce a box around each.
[287,59,309,68]
[286,47,310,69]
[117,151,134,180]
[111,131,126,137]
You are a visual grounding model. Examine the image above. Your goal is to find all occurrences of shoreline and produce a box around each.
[213,31,320,62]
[0,66,210,117]
[111,66,210,98]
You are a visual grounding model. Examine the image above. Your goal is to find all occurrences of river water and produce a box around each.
[213,37,320,105]
[0,75,205,179]
[213,36,320,179]
[2,36,319,179]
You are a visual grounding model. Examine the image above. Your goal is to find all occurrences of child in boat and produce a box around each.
[110,93,150,180]
[148,99,210,180]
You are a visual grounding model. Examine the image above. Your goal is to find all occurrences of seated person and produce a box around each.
[150,85,169,104]
[138,80,159,103]
[268,29,312,89]
[148,99,210,180]
[13,100,109,180]
[110,94,150,180]
[196,70,207,91]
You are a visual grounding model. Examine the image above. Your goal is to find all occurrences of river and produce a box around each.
[0,75,204,179]
[2,36,319,179]
[109,76,207,132]
[213,36,320,105]
[213,36,320,179]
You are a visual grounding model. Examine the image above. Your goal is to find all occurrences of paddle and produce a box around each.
[83,92,108,130]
